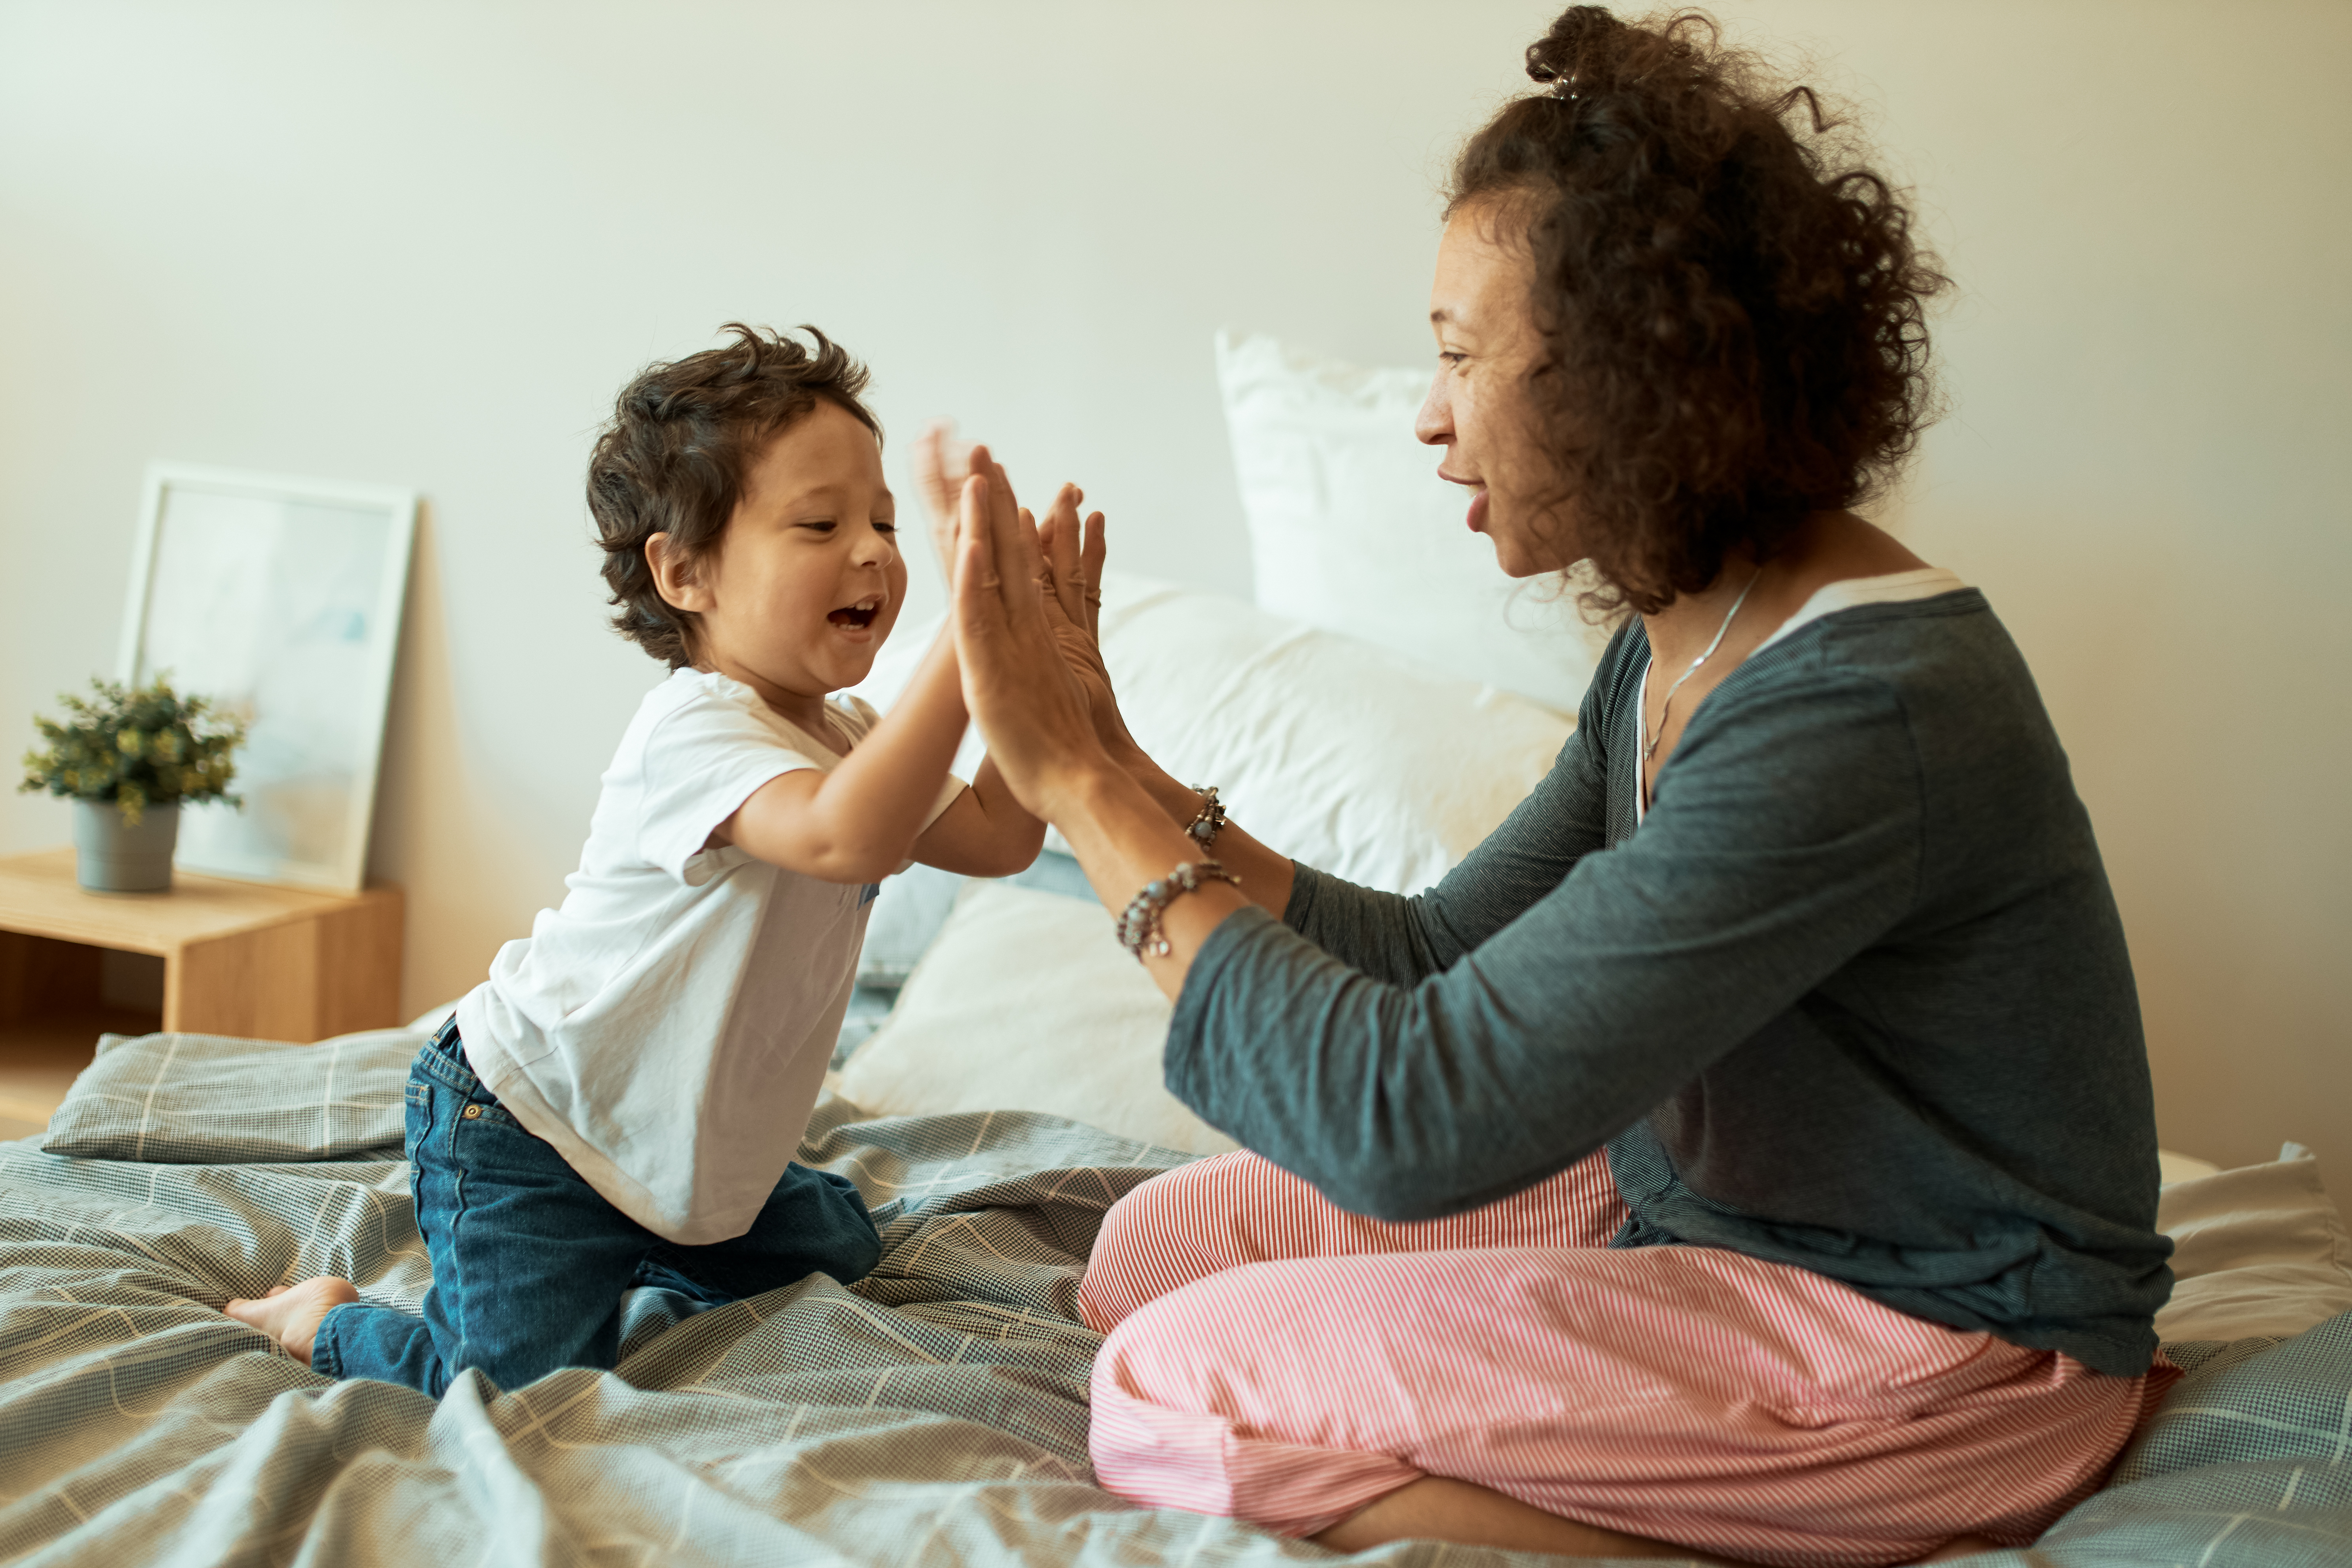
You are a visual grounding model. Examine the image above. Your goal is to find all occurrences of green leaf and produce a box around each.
[17,673,247,808]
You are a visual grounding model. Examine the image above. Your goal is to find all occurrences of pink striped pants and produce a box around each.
[1078,1150,2172,1567]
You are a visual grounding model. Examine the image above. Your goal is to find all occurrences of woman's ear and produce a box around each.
[646,532,714,614]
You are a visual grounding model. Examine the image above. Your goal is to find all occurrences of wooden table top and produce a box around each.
[0,847,398,956]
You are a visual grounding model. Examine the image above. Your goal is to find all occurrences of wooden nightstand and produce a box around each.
[0,848,403,1136]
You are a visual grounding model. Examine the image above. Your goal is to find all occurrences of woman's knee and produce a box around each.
[1091,1255,1361,1423]
[1090,1263,1427,1534]
[1077,1169,1186,1332]
[1091,1267,1241,1411]
[1078,1153,1270,1331]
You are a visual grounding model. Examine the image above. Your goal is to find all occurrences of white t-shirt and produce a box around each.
[456,668,963,1244]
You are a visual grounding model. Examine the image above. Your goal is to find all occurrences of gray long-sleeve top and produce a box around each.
[1167,589,2172,1377]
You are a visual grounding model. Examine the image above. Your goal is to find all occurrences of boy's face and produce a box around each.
[687,400,905,699]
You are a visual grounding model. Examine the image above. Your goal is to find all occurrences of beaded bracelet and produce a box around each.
[1115,860,1242,960]
[1184,785,1227,850]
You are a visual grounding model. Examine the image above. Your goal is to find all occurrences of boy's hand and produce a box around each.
[911,422,972,574]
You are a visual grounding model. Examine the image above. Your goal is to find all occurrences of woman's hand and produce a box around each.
[949,448,1114,819]
[950,446,1261,1000]
[1027,483,1138,757]
[949,443,1297,945]
[918,424,1137,759]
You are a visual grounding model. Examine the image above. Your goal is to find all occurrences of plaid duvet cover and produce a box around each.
[1,1030,2346,1566]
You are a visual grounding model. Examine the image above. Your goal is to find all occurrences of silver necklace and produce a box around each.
[1643,569,1762,761]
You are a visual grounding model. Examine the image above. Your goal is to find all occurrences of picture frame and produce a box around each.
[116,463,417,893]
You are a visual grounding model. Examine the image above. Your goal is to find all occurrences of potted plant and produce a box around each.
[18,676,247,893]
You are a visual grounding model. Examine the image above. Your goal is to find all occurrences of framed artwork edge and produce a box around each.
[117,462,419,895]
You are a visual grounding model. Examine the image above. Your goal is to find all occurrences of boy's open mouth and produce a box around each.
[827,597,882,630]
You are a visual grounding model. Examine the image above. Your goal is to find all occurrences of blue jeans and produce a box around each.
[313,1020,881,1396]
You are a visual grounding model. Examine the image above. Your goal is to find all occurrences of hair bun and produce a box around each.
[1525,4,1624,93]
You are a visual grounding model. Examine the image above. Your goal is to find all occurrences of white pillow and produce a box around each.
[1216,330,1606,714]
[857,862,964,987]
[2154,1142,2352,1343]
[1093,574,1572,896]
[833,882,1234,1157]
[855,577,1574,898]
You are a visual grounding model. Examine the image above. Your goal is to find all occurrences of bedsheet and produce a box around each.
[2,1033,2349,1567]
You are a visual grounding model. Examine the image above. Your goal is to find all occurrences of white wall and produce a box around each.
[2,2,2344,1170]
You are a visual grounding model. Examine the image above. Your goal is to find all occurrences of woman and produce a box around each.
[931,9,2174,1564]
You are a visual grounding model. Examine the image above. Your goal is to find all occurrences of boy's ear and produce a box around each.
[646,532,713,614]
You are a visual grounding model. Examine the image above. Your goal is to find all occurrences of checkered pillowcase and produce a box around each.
[39,1028,419,1164]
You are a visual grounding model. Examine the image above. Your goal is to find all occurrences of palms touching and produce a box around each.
[940,445,1112,819]
[910,430,1127,775]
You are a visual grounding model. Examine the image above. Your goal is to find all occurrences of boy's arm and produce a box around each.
[909,753,1045,877]
[721,625,998,882]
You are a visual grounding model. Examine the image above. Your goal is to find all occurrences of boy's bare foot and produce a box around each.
[224,1277,359,1366]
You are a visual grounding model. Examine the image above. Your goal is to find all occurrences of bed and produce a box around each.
[4,1021,2352,1567]
[7,339,2349,1566]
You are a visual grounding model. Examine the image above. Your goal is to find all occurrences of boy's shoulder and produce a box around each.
[637,665,746,719]
[632,667,783,736]
[627,670,875,761]
[615,668,789,766]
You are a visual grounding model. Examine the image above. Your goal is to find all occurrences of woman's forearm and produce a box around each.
[1047,761,1261,1003]
[1102,737,1295,918]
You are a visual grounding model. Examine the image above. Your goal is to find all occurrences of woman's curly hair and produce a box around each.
[1452,6,1947,614]
[589,323,879,668]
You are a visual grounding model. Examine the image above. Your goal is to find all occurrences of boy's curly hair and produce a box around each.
[589,324,879,668]
[1451,6,1947,615]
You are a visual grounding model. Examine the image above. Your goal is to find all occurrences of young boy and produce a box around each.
[227,325,1045,1394]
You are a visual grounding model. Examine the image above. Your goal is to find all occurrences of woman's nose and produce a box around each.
[1415,373,1453,447]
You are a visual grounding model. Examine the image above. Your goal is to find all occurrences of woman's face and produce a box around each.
[1416,200,1574,578]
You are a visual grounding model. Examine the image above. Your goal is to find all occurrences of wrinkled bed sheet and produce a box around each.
[2,1037,2349,1567]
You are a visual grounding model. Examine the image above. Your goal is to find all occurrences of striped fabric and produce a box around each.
[1078,1136,1633,1329]
[1083,1150,2177,1566]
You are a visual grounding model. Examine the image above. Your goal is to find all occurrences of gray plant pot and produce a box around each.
[74,800,180,893]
